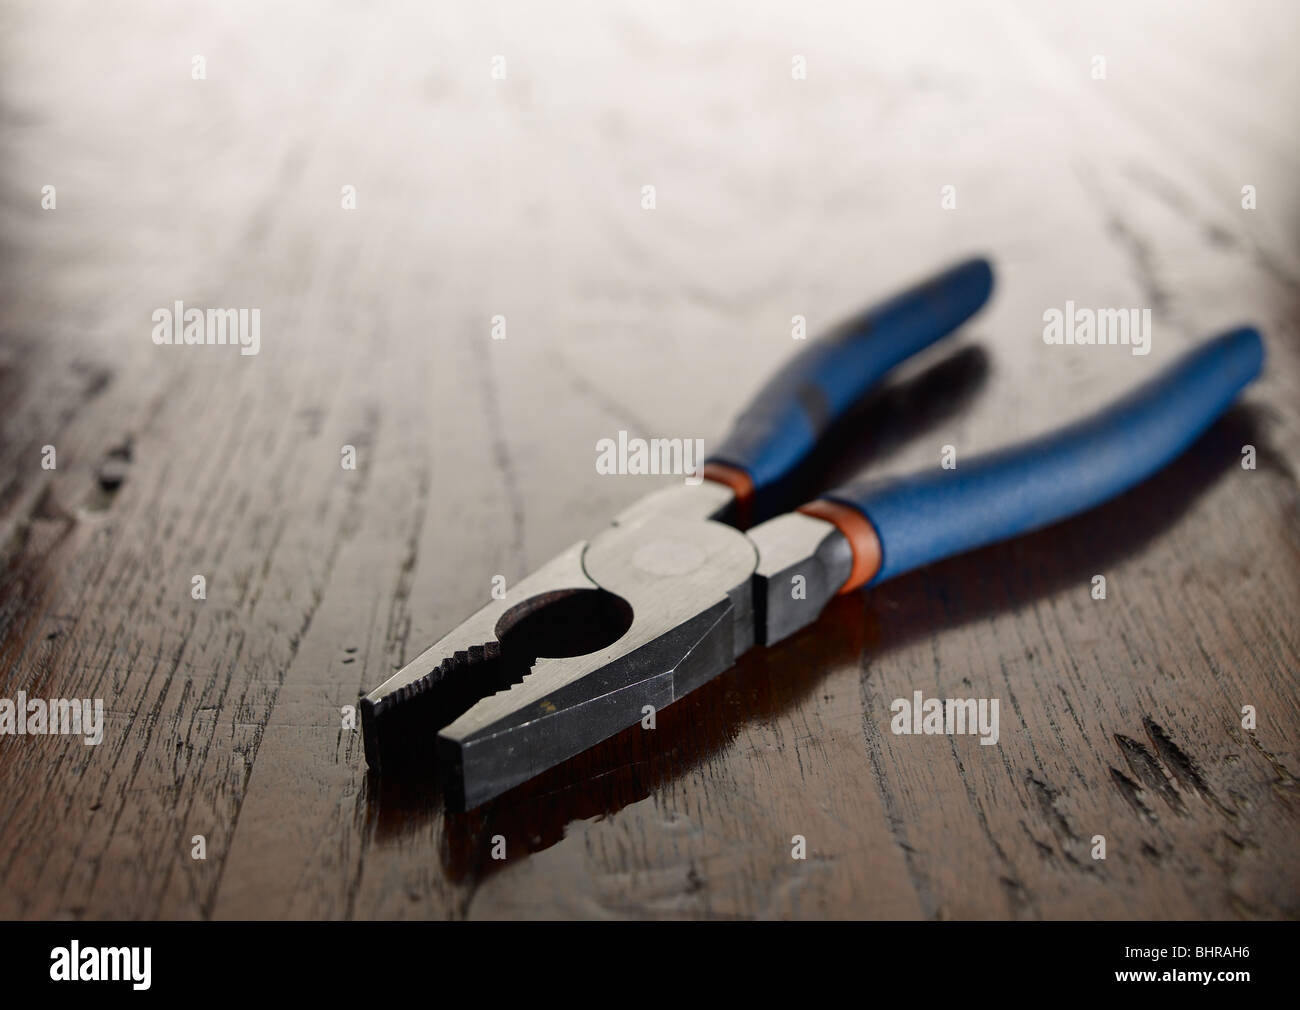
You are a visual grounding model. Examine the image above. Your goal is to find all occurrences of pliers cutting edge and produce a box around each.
[361,258,1264,810]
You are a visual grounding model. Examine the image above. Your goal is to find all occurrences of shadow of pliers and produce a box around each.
[360,257,1263,809]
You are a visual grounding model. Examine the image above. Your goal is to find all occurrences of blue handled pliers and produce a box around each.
[360,258,1264,810]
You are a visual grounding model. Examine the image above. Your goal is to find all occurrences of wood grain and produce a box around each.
[1,0,1297,920]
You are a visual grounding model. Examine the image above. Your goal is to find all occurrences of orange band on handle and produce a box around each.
[796,499,882,593]
[703,461,755,529]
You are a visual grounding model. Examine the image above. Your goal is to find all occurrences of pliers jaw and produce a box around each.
[436,596,737,810]
[361,511,760,810]
[359,540,601,776]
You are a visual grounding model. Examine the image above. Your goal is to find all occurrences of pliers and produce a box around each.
[361,258,1264,810]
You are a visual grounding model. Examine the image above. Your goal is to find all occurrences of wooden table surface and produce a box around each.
[2,0,1297,920]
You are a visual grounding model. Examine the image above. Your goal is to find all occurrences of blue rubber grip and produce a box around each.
[709,257,994,493]
[826,327,1264,585]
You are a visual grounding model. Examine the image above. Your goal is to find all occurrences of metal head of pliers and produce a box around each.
[359,257,1264,811]
[360,476,858,810]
